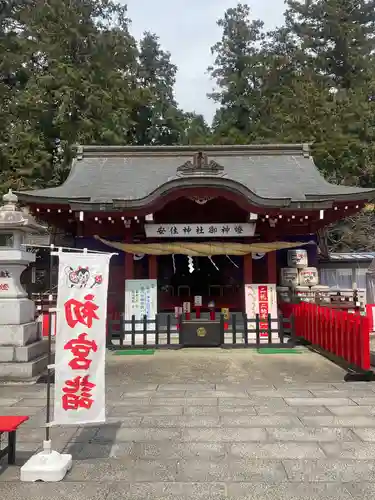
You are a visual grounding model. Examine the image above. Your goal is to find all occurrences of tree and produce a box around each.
[208,3,265,142]
[0,0,141,191]
[285,0,375,90]
[181,112,212,144]
[127,32,185,145]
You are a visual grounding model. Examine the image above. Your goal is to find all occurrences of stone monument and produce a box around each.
[0,189,48,380]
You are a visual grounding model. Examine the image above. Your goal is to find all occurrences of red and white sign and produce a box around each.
[183,301,191,313]
[194,296,202,307]
[245,284,278,341]
[0,283,9,291]
[53,252,112,425]
[366,304,375,332]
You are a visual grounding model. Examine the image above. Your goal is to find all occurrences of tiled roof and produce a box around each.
[16,144,375,209]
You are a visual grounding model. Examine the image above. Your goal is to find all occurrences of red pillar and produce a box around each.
[243,253,253,284]
[267,251,277,284]
[149,255,158,280]
[125,252,134,280]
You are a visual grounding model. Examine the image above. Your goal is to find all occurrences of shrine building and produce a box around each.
[16,144,375,317]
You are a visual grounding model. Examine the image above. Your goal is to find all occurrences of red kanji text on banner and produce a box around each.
[53,252,112,425]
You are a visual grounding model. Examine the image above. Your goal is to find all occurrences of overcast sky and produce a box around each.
[124,0,286,123]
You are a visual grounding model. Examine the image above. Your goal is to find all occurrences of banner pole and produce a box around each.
[45,306,53,447]
[44,243,56,452]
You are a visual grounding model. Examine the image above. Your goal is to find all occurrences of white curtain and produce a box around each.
[319,268,353,289]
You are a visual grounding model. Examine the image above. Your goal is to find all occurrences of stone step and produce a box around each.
[0,339,49,363]
[0,352,48,381]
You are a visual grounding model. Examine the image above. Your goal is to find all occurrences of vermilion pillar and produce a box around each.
[267,251,277,284]
[124,252,134,280]
[243,253,253,284]
[149,255,158,280]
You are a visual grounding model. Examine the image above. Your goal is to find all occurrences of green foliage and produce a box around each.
[0,0,206,191]
[2,0,375,250]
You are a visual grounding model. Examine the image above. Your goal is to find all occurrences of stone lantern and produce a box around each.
[0,189,48,380]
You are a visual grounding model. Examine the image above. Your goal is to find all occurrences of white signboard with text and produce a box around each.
[124,279,157,331]
[54,252,112,425]
[245,284,278,342]
[145,223,256,238]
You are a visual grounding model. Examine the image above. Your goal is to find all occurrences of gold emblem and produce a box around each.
[197,327,206,337]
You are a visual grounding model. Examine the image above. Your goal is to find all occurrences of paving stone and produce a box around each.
[15,426,79,443]
[152,390,187,397]
[10,398,47,407]
[321,441,375,459]
[219,397,279,407]
[0,482,111,499]
[351,397,375,405]
[220,415,303,427]
[151,397,218,406]
[332,382,375,390]
[345,482,375,500]
[176,457,229,481]
[0,406,42,416]
[352,428,375,441]
[105,416,144,425]
[183,406,223,416]
[106,481,227,500]
[132,441,226,460]
[327,406,375,416]
[68,442,133,460]
[283,458,375,482]
[310,390,375,398]
[158,384,215,391]
[226,482,353,499]
[216,383,273,391]
[302,416,375,427]
[254,405,331,416]
[119,383,159,391]
[113,405,184,416]
[285,397,356,406]
[65,457,137,481]
[248,390,314,398]
[115,397,151,404]
[141,416,221,427]
[206,391,250,398]
[267,427,356,442]
[228,459,287,482]
[181,427,267,442]
[230,442,325,459]
[0,398,23,406]
[94,426,181,442]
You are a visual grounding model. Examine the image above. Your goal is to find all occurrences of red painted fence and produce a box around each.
[293,302,371,371]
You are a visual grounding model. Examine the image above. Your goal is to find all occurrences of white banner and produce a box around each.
[124,279,157,331]
[54,252,112,425]
[245,284,278,341]
[145,223,256,238]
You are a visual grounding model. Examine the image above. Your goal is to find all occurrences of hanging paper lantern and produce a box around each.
[252,252,265,260]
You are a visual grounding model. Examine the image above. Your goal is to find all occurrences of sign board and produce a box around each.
[145,223,256,238]
[194,295,202,307]
[245,284,278,340]
[183,301,191,313]
[174,306,183,318]
[124,279,157,331]
[221,307,230,320]
[54,252,112,425]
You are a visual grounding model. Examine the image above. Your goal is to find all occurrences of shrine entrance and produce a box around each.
[157,254,244,312]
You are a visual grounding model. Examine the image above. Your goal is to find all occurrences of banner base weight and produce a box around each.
[20,444,72,482]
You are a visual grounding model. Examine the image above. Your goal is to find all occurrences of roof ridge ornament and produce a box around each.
[176,151,225,177]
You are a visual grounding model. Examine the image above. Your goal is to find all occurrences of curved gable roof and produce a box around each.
[16,144,375,209]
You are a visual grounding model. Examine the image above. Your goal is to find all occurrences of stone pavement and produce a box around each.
[1,348,375,498]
